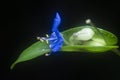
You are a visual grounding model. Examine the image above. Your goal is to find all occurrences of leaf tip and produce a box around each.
[10,62,17,70]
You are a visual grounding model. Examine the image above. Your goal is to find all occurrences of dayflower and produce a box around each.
[49,12,64,52]
[37,12,64,52]
[11,13,120,69]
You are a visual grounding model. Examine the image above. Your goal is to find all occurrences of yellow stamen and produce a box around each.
[45,53,50,56]
[40,39,44,42]
[46,34,49,37]
[45,34,49,44]
[37,37,44,42]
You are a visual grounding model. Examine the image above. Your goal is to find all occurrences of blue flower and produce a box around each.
[49,12,64,52]
[38,12,64,52]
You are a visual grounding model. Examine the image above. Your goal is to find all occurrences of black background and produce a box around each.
[3,0,120,80]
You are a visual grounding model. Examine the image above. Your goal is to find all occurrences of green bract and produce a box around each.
[61,25,118,53]
[11,41,50,69]
[11,24,120,69]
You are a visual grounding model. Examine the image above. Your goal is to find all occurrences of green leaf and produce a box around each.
[11,41,51,69]
[61,26,119,53]
[11,25,120,69]
[61,45,118,53]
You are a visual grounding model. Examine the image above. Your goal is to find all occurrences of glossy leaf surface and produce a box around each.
[11,41,50,69]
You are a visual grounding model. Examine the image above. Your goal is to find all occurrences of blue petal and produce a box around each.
[49,12,64,52]
[52,12,61,32]
[49,32,63,52]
